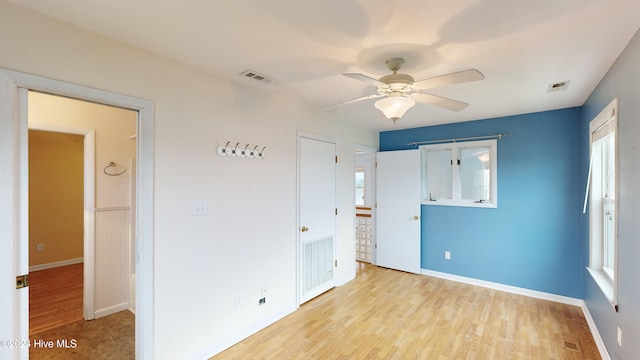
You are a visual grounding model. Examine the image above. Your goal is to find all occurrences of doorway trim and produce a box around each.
[353,144,377,265]
[29,123,97,320]
[0,68,155,359]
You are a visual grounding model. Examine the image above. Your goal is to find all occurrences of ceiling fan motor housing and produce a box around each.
[378,73,414,93]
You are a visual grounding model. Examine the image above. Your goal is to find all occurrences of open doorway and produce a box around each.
[354,146,376,268]
[1,68,155,359]
[27,91,137,355]
[28,129,85,334]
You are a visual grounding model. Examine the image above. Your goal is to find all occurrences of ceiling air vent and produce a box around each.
[240,70,273,84]
[548,81,570,92]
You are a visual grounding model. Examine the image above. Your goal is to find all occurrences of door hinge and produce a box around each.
[335,208,338,215]
[335,260,338,267]
[335,156,338,163]
[16,274,29,289]
[458,159,461,165]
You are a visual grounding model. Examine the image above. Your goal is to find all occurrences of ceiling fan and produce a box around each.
[338,58,484,123]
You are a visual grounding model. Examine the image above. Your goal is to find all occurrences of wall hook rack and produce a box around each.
[217,141,266,159]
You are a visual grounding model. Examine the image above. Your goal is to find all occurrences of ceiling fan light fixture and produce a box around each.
[375,94,415,123]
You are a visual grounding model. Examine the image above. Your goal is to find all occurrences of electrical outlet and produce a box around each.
[445,251,451,260]
[259,286,267,306]
[234,295,241,309]
[36,243,44,252]
[617,326,622,347]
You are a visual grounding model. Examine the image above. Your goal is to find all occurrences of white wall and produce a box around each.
[0,2,378,359]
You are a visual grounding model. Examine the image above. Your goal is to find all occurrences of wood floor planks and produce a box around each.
[29,263,84,335]
[213,262,600,359]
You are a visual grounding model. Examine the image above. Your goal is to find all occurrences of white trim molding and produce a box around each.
[94,302,130,319]
[29,257,84,272]
[421,269,582,305]
[580,302,611,360]
[198,304,298,359]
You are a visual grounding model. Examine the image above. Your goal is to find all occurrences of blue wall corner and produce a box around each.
[381,108,583,298]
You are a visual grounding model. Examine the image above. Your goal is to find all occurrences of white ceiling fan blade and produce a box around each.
[413,69,484,90]
[343,73,388,88]
[323,94,385,111]
[411,92,469,112]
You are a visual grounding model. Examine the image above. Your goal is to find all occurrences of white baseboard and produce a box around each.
[29,257,83,272]
[420,269,611,360]
[199,304,298,359]
[580,302,611,360]
[420,269,583,306]
[94,302,130,319]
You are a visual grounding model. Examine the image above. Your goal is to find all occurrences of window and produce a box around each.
[355,167,365,206]
[420,139,497,208]
[586,98,618,308]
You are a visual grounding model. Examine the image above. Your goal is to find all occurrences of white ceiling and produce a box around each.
[9,0,640,130]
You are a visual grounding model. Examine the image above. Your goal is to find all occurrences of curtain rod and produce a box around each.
[407,133,511,146]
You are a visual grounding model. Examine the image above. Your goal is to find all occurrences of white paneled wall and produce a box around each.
[95,207,131,318]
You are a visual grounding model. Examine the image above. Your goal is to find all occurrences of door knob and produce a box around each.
[301,226,309,232]
[413,215,419,220]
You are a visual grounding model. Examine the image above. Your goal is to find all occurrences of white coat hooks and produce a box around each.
[217,141,266,159]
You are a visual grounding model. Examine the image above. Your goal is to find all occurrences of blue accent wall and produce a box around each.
[380,108,583,298]
[581,29,640,359]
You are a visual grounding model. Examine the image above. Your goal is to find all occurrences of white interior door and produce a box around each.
[299,136,336,303]
[376,149,421,274]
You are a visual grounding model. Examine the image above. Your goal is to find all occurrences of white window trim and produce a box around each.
[585,97,618,310]
[420,139,497,208]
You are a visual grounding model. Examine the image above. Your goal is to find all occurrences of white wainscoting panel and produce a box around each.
[95,207,130,318]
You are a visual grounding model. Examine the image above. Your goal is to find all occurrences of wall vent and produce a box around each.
[240,70,273,84]
[548,80,570,92]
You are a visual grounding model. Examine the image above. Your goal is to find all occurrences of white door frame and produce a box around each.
[0,68,155,359]
[28,123,97,320]
[296,131,338,305]
[354,144,377,265]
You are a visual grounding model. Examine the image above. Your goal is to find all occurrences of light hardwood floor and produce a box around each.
[214,262,600,359]
[29,263,84,335]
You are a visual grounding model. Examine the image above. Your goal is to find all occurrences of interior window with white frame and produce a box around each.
[586,98,618,309]
[420,139,497,208]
